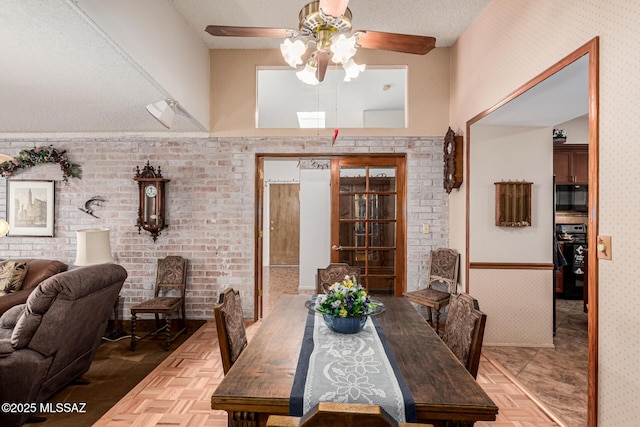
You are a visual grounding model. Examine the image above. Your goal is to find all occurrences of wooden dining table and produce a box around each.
[211,295,498,427]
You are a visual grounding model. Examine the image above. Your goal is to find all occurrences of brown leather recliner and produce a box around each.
[0,263,127,426]
[0,259,68,317]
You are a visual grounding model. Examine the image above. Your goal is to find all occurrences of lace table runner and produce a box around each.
[290,311,416,423]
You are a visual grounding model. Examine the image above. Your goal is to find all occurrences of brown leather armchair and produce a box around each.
[0,259,68,317]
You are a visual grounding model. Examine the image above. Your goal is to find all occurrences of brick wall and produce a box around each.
[0,136,448,319]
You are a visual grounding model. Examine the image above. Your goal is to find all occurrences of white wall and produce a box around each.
[470,125,554,263]
[299,169,331,290]
[468,125,554,346]
[76,0,210,130]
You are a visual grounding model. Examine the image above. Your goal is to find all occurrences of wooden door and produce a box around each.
[269,184,300,265]
[331,157,406,296]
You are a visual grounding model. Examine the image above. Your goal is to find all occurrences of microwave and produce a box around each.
[555,184,588,212]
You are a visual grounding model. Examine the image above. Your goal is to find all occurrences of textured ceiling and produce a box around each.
[170,0,492,49]
[0,0,512,135]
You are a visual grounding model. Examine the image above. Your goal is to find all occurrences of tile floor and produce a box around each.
[483,299,588,426]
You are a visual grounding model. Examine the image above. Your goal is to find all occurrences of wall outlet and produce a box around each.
[422,224,430,234]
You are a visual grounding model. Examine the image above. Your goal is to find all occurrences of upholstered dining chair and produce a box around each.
[130,255,188,351]
[213,287,248,375]
[441,293,487,379]
[316,263,361,294]
[266,402,434,427]
[404,248,459,334]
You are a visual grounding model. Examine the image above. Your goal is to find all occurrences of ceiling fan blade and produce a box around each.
[205,25,293,38]
[316,52,330,82]
[356,30,436,55]
[319,0,350,17]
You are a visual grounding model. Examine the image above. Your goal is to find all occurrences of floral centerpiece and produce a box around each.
[313,275,381,334]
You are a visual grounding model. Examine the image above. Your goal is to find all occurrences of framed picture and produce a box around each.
[6,180,55,237]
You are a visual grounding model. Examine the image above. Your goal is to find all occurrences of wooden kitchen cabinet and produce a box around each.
[553,144,589,184]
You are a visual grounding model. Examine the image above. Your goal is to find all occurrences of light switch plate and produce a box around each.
[597,235,612,260]
[422,224,430,234]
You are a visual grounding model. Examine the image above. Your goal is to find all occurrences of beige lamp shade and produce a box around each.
[75,228,114,266]
[0,220,9,237]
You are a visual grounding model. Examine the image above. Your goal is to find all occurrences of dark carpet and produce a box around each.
[26,320,206,426]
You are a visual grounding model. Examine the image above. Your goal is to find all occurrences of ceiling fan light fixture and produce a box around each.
[330,34,358,64]
[280,38,306,68]
[146,99,177,129]
[296,63,320,85]
[342,58,365,81]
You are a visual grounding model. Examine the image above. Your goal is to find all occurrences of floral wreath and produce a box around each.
[0,146,82,184]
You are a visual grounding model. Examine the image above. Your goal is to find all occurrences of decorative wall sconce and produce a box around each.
[134,162,170,242]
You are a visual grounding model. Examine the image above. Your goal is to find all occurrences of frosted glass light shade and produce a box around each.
[280,38,306,68]
[0,220,9,237]
[343,59,366,81]
[296,63,319,85]
[330,34,358,64]
[75,228,113,266]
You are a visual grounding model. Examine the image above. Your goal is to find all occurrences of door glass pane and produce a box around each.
[340,167,366,192]
[375,194,396,219]
[337,163,400,295]
[369,167,396,191]
[370,222,395,247]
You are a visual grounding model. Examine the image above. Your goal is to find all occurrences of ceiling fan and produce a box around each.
[205,0,436,85]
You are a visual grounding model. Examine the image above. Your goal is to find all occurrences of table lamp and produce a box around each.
[74,228,113,266]
[0,220,9,238]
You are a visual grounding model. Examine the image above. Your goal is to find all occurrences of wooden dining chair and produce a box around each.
[213,287,248,375]
[441,293,487,378]
[316,263,361,294]
[266,402,434,427]
[130,255,188,351]
[404,248,459,334]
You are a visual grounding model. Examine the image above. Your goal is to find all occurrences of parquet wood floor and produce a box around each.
[93,317,565,427]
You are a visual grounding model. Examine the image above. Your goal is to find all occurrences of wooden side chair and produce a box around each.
[213,287,248,375]
[266,402,434,427]
[130,256,188,351]
[404,248,459,334]
[316,263,361,294]
[441,293,487,378]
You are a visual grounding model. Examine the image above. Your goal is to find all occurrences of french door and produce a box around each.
[331,156,406,296]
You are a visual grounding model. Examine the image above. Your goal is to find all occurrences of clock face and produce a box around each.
[145,185,157,198]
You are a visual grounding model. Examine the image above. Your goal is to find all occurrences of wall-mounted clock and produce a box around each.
[134,161,170,242]
[443,127,463,193]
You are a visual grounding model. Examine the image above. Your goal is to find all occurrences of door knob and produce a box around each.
[331,245,343,251]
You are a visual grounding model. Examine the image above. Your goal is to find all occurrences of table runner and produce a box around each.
[290,310,416,423]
